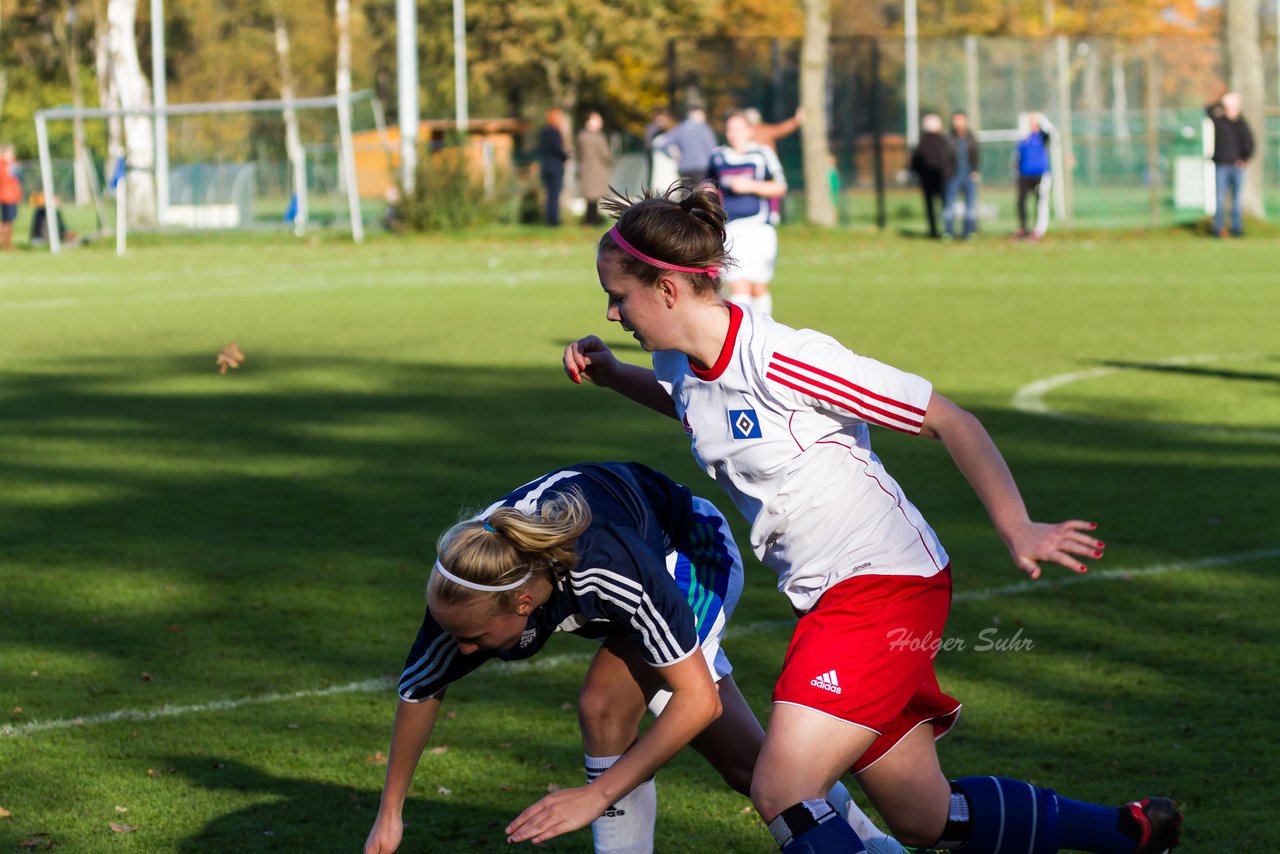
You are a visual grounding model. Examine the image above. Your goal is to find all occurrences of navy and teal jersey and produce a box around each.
[398,462,740,702]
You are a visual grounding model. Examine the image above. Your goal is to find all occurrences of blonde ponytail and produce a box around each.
[428,488,592,612]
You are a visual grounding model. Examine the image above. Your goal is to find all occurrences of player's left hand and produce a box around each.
[1006,519,1104,579]
[727,177,752,194]
[505,784,610,844]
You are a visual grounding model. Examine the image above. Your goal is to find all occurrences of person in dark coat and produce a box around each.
[1206,91,1254,238]
[538,107,569,226]
[909,114,951,239]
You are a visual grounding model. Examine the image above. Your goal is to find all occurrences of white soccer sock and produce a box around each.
[754,292,773,317]
[827,780,888,841]
[585,754,657,854]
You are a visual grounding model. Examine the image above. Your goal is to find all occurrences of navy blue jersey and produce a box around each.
[398,463,733,702]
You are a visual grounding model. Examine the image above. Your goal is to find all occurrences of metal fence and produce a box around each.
[667,34,1280,229]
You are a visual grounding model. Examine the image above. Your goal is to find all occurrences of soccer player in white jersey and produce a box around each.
[709,111,787,317]
[363,462,900,854]
[561,186,1183,854]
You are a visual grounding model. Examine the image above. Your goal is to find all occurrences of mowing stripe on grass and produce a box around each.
[4,548,1275,739]
[0,268,581,311]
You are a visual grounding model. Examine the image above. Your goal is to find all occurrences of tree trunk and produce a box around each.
[800,0,835,226]
[335,0,352,195]
[274,11,306,230]
[53,6,92,205]
[1111,49,1131,168]
[96,3,123,177]
[106,0,155,227]
[1224,0,1266,218]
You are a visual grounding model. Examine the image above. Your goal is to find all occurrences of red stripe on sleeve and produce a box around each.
[768,362,925,430]
[771,352,928,417]
[765,372,920,434]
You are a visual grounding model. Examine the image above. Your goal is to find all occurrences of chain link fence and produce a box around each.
[667,34,1279,230]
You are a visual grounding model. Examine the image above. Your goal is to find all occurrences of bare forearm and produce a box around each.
[601,363,677,419]
[378,697,441,815]
[924,399,1030,544]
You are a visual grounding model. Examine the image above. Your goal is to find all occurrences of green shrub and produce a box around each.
[394,143,515,232]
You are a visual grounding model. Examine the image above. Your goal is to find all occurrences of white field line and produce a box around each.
[3,548,1275,739]
[1011,352,1280,441]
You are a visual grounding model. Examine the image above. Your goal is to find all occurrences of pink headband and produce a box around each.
[607,226,719,278]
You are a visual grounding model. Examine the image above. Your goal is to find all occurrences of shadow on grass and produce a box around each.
[2,353,1278,822]
[167,756,536,853]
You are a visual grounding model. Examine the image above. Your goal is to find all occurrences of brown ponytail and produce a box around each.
[598,181,733,296]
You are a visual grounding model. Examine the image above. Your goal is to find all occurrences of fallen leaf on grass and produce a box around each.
[140,672,153,682]
[18,833,52,850]
[109,822,136,833]
[0,805,11,819]
[436,787,452,796]
[366,752,387,765]
[10,707,21,715]
[114,806,128,814]
[429,746,449,755]
[216,342,246,375]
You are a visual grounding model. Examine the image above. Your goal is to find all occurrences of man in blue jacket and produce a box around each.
[1013,113,1052,240]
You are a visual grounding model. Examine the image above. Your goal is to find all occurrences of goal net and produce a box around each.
[34,91,387,253]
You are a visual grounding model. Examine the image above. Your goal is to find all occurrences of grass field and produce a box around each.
[1,225,1277,851]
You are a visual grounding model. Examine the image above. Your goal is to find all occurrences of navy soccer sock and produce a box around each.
[945,777,1141,854]
[766,799,867,854]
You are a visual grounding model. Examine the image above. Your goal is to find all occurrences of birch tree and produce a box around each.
[273,5,306,231]
[104,0,155,226]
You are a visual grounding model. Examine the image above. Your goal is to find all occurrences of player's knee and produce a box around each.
[577,682,642,746]
[750,776,796,822]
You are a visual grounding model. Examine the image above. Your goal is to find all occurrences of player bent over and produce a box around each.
[363,462,903,853]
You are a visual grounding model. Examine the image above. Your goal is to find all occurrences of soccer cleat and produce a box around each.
[1125,797,1182,853]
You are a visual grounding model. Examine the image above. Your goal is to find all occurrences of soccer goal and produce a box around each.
[34,90,388,254]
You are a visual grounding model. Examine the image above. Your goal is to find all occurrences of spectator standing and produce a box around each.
[577,111,614,227]
[538,108,570,226]
[1013,112,1053,240]
[943,112,980,240]
[0,146,23,250]
[742,107,804,153]
[1206,91,1254,238]
[661,108,718,186]
[909,114,950,239]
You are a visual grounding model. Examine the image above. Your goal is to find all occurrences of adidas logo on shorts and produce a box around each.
[810,669,842,694]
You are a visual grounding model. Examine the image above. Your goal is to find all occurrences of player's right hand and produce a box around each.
[363,812,403,854]
[563,335,618,386]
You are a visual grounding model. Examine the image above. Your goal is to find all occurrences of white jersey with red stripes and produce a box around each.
[652,303,948,611]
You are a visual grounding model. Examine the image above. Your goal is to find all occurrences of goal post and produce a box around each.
[34,91,376,255]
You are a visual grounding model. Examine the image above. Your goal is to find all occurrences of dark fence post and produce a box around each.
[871,38,887,230]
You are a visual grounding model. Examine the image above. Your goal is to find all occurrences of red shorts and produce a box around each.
[772,567,962,774]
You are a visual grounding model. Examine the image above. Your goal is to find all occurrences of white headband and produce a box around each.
[432,559,533,592]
